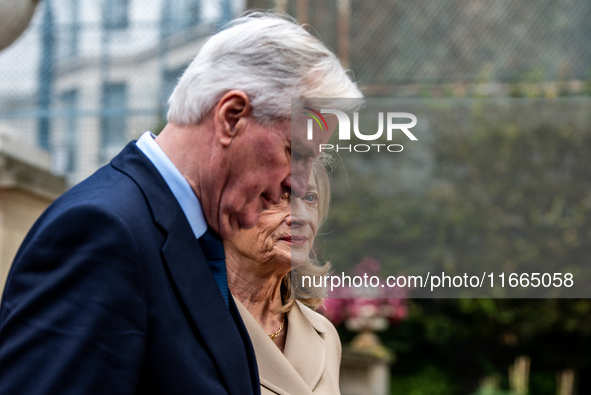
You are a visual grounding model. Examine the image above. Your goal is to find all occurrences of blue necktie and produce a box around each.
[198,227,229,308]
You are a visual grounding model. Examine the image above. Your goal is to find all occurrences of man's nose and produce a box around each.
[283,172,308,198]
[286,160,313,198]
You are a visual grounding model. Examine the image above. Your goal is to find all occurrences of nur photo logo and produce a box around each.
[302,107,418,153]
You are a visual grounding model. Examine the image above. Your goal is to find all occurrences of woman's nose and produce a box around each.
[287,197,310,228]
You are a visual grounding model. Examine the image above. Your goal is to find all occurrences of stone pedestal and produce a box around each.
[0,130,66,291]
[340,338,394,395]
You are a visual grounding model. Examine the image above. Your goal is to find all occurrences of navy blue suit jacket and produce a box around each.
[0,142,260,394]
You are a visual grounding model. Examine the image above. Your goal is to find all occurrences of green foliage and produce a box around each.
[390,365,461,395]
[323,99,591,297]
[325,98,591,392]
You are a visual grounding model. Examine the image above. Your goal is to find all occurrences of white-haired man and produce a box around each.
[0,13,361,395]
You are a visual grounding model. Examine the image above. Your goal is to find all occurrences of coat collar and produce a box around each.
[111,142,259,395]
[296,301,327,335]
[111,142,193,234]
[234,297,327,394]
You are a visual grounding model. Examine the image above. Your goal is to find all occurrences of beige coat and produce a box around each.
[234,297,342,395]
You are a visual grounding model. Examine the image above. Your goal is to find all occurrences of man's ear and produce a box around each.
[214,90,251,147]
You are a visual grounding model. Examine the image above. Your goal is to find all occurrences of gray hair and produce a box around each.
[167,12,362,125]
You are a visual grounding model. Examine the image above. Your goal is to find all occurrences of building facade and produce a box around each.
[0,0,241,185]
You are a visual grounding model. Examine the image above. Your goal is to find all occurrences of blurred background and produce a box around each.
[0,0,590,394]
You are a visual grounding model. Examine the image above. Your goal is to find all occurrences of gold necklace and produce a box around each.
[268,313,286,341]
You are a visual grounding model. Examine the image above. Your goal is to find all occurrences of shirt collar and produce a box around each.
[135,131,207,239]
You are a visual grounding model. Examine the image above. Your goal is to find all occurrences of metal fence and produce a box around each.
[0,0,590,185]
[251,0,591,89]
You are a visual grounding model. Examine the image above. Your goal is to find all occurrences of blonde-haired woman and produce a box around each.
[224,158,339,395]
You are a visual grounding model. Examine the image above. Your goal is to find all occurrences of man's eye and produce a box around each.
[291,151,304,161]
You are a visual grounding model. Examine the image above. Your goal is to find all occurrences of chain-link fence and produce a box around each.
[1,0,590,185]
[252,0,591,92]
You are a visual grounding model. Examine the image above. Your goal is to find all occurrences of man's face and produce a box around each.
[224,172,320,274]
[212,115,330,239]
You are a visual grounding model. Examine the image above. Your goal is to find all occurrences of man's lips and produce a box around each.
[280,236,307,245]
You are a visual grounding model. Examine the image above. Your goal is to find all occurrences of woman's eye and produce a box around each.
[304,193,318,203]
[278,193,291,205]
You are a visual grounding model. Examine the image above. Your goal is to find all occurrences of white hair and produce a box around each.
[167,13,363,125]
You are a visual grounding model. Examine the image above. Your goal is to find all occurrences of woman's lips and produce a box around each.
[280,236,307,245]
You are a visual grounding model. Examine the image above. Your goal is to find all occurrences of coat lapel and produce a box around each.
[111,143,258,395]
[283,302,326,390]
[234,297,328,394]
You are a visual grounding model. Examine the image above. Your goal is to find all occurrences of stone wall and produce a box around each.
[0,129,66,291]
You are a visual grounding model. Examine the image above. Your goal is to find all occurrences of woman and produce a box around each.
[224,158,340,395]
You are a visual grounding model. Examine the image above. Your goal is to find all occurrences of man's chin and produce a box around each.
[217,222,237,240]
[217,209,262,239]
[218,216,250,239]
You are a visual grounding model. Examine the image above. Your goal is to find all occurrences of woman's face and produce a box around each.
[226,172,320,272]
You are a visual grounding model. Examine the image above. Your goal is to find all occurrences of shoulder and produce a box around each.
[39,157,158,237]
[62,164,147,213]
[8,187,148,299]
[24,178,145,255]
[9,159,157,292]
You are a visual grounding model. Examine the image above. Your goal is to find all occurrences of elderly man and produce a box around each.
[0,13,361,395]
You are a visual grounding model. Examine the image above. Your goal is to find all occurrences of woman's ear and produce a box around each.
[214,90,252,146]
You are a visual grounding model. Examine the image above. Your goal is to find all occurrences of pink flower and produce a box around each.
[318,258,410,328]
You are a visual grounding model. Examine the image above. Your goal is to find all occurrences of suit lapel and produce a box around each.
[161,219,256,394]
[229,296,261,394]
[111,143,258,395]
